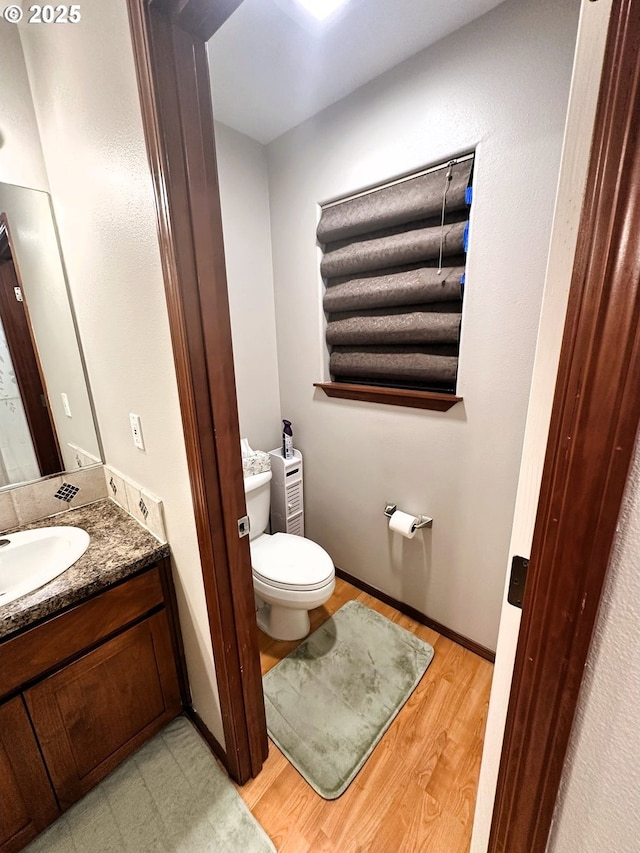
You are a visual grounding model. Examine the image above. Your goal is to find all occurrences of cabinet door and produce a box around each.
[25,611,181,809]
[0,696,59,853]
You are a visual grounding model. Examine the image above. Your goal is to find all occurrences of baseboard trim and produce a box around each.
[183,706,229,769]
[335,567,496,663]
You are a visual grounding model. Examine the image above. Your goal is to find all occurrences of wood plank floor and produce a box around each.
[236,579,494,852]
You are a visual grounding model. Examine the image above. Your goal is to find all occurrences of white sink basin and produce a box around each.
[0,526,90,607]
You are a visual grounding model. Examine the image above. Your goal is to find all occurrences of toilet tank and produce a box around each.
[243,470,272,541]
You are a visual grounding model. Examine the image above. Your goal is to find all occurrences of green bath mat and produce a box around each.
[263,600,434,799]
[25,717,275,853]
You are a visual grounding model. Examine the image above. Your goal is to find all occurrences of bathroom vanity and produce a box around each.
[0,501,186,853]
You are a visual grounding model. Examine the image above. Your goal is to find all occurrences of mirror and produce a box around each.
[0,182,101,488]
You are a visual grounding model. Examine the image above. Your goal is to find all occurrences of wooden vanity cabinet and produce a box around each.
[0,697,60,853]
[25,610,181,809]
[0,559,186,852]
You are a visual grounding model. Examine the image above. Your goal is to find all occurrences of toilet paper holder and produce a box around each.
[384,503,433,529]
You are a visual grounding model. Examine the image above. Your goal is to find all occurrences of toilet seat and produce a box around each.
[250,532,334,591]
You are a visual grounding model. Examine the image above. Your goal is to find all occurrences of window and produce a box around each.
[316,154,473,409]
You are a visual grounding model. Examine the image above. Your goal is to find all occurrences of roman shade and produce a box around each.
[318,155,473,393]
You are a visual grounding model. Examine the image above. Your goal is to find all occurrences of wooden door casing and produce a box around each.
[489,1,640,849]
[126,0,267,784]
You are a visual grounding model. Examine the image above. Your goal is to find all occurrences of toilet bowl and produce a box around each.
[244,469,335,641]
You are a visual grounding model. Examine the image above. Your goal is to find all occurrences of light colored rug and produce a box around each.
[263,599,435,799]
[25,716,275,853]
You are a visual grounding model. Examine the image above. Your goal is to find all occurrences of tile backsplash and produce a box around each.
[104,465,166,543]
[0,465,108,530]
[0,464,167,544]
[67,442,102,470]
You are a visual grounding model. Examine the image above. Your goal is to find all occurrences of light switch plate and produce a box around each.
[61,392,72,417]
[129,413,145,451]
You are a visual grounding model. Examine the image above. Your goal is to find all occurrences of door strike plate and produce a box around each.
[508,555,529,609]
[237,515,250,538]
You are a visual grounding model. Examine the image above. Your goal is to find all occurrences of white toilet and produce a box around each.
[244,469,335,641]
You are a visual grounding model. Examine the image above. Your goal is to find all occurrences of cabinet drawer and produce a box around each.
[24,610,181,809]
[0,697,59,853]
[0,567,163,699]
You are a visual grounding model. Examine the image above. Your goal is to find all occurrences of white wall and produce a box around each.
[471,1,613,848]
[0,22,48,191]
[19,4,225,744]
[266,0,580,651]
[215,121,281,452]
[547,444,640,853]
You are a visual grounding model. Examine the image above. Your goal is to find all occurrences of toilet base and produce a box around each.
[256,602,311,641]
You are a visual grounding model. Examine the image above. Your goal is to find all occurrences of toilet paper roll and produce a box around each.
[388,510,419,540]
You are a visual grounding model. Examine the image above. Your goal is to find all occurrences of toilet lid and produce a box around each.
[251,533,334,591]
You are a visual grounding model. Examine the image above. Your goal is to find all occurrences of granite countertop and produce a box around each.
[0,499,170,641]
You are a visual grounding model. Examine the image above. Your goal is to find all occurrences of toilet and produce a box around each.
[244,469,335,640]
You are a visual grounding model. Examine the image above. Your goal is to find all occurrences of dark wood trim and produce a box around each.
[158,0,244,41]
[490,1,640,850]
[314,382,462,412]
[126,0,267,785]
[335,567,495,663]
[158,556,192,709]
[183,706,228,768]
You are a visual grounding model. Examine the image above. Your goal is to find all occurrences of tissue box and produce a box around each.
[242,451,271,477]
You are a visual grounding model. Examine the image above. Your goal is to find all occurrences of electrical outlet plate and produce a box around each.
[61,392,72,418]
[129,413,145,451]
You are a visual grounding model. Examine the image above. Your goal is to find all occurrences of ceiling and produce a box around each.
[207,0,506,144]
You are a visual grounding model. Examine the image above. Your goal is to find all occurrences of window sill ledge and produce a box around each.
[313,382,462,412]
